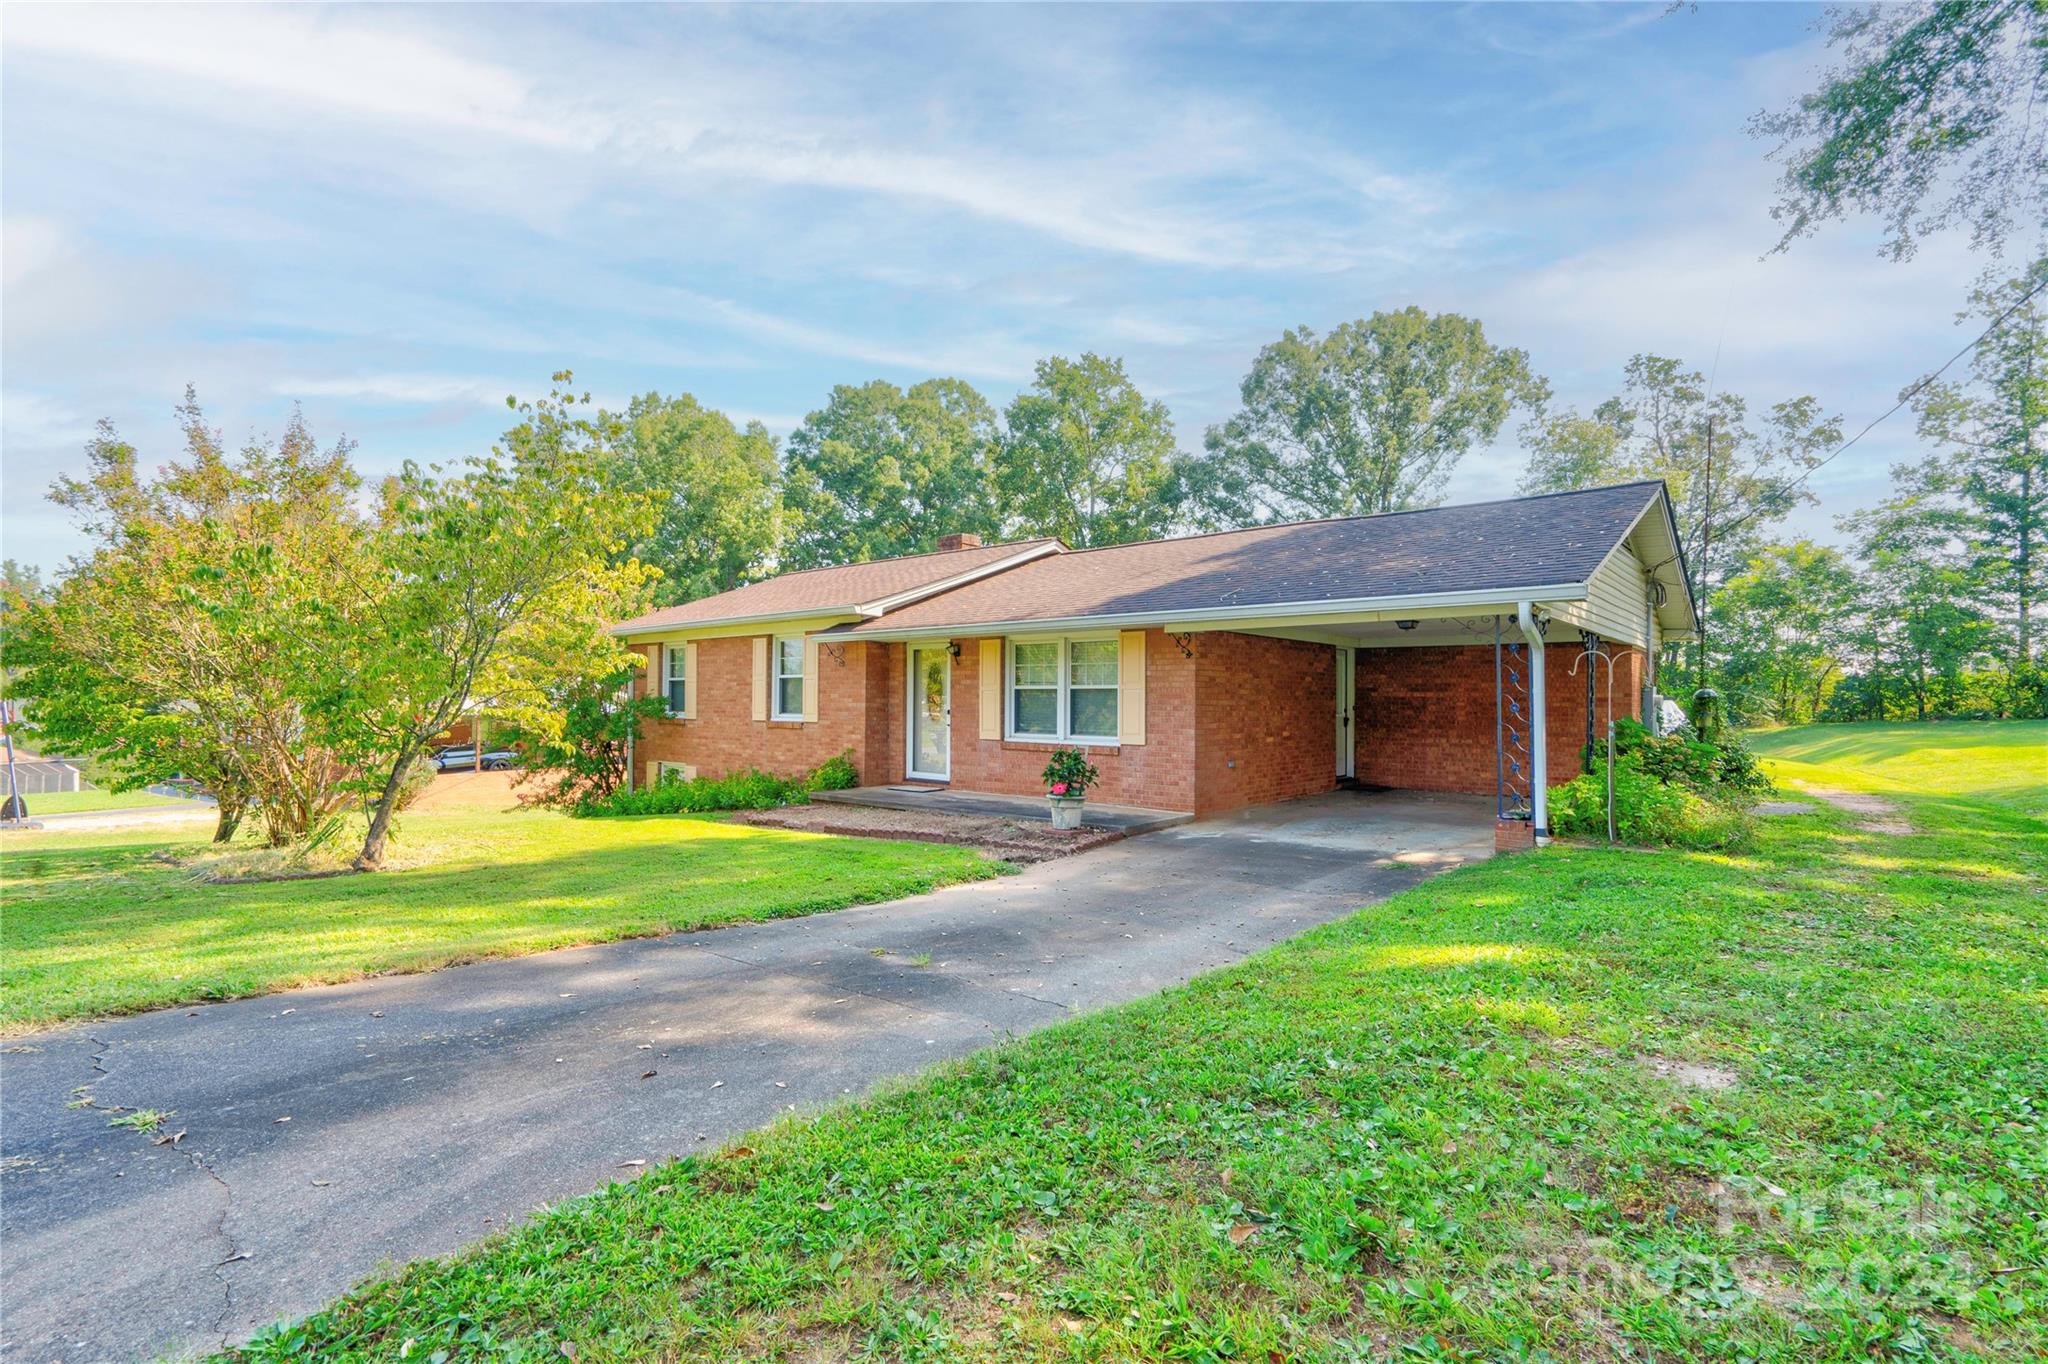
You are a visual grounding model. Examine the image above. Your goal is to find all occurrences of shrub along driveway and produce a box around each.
[0,789,1491,1363]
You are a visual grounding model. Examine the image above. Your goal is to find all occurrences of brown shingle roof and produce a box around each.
[612,538,1061,634]
[833,482,1667,635]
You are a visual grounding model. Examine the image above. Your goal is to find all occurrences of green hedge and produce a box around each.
[578,752,859,818]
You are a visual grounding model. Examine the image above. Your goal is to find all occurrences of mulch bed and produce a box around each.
[727,804,1125,863]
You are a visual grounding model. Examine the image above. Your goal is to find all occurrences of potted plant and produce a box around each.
[1041,747,1100,830]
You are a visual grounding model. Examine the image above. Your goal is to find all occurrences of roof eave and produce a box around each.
[829,582,1593,642]
[610,603,875,638]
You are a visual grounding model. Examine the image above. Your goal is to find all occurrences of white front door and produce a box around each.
[908,645,951,780]
[1334,646,1356,779]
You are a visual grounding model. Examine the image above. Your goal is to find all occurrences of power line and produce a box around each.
[1713,266,2048,544]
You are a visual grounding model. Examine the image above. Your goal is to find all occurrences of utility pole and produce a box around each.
[1695,414,1715,690]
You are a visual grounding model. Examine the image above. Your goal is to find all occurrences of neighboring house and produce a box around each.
[612,482,1695,841]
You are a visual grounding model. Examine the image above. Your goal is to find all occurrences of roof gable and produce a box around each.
[613,538,1061,635]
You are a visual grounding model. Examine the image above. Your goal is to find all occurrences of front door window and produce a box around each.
[910,646,950,779]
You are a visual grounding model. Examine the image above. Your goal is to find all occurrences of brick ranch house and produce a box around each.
[612,481,1696,842]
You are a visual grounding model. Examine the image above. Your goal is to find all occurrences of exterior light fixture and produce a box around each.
[1395,619,1419,631]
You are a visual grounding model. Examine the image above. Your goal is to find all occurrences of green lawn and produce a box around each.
[1748,719,2047,815]
[0,809,999,1032]
[8,786,200,815]
[229,729,2047,1361]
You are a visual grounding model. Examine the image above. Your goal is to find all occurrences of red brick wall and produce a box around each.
[1352,642,1643,794]
[635,629,1644,811]
[634,636,884,785]
[1193,633,1338,813]
[944,629,1201,811]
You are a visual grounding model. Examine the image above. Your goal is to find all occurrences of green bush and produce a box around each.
[576,752,860,818]
[1552,719,1764,849]
[806,751,859,793]
[1549,762,1756,850]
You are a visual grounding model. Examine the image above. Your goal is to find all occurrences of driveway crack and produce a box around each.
[73,1033,243,1348]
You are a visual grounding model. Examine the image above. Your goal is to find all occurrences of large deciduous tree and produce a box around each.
[1908,259,2048,667]
[782,378,1003,567]
[11,393,364,844]
[996,354,1184,547]
[1751,0,2047,262]
[622,393,780,604]
[1206,310,1548,519]
[311,377,656,868]
[1840,490,1997,720]
[1712,541,1860,723]
[1515,354,1843,681]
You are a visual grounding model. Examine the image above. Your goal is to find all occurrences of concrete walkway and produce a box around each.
[0,789,1491,1363]
[812,783,1192,833]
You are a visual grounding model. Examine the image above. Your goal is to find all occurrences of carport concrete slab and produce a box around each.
[0,788,1488,1363]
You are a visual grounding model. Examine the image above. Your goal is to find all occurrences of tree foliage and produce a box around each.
[309,377,656,868]
[11,393,365,844]
[1752,0,2048,262]
[996,354,1184,547]
[621,393,780,605]
[1908,258,2048,663]
[783,379,1004,568]
[1208,310,1549,518]
[1516,354,1843,679]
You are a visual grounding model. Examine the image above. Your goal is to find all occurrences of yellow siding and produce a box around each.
[1553,539,1653,646]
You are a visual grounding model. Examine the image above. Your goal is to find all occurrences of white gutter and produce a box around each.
[611,604,871,639]
[835,582,1591,643]
[1517,600,1549,843]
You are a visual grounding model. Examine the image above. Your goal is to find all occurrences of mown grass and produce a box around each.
[229,728,2047,1362]
[6,786,199,815]
[0,809,999,1032]
[1747,719,2046,815]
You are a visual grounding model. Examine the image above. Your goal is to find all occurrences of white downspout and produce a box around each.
[1516,601,1549,843]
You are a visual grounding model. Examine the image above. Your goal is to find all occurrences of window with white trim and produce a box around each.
[664,646,687,715]
[657,761,694,784]
[773,635,805,720]
[1007,636,1119,742]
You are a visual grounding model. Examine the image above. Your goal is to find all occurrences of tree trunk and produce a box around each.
[212,800,244,844]
[355,749,417,870]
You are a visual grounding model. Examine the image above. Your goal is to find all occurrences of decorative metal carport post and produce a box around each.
[1494,607,1550,849]
[1494,616,1532,827]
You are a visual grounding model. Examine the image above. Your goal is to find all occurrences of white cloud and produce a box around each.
[4,4,1452,274]
[273,373,522,408]
[3,5,598,151]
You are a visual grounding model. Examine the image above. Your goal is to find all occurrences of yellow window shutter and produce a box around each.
[682,642,699,720]
[750,637,769,721]
[801,638,820,721]
[978,639,1001,740]
[1118,630,1146,745]
[646,645,662,700]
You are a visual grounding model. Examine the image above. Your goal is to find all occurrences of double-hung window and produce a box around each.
[664,646,687,715]
[773,636,805,720]
[1007,637,1118,743]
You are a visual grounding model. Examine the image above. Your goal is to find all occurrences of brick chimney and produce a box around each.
[936,532,983,551]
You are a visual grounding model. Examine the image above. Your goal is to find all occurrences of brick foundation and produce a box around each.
[1494,819,1536,853]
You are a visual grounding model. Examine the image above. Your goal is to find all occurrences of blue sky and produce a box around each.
[1,2,1994,571]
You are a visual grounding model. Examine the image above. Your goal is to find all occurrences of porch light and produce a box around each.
[1395,619,1419,631]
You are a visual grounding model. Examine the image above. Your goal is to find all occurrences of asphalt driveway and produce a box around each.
[0,789,1491,1363]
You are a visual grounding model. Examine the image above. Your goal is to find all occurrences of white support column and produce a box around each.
[1516,601,1549,842]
